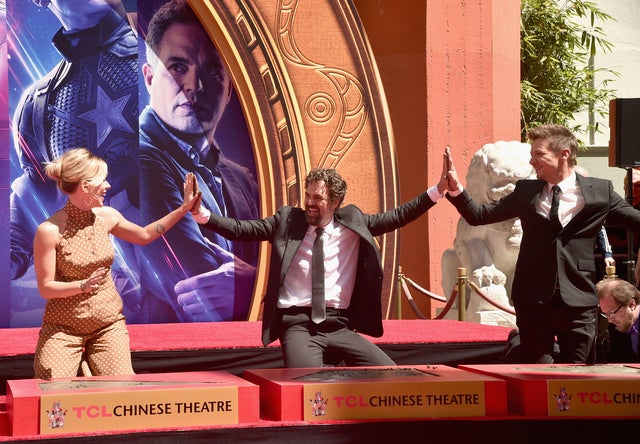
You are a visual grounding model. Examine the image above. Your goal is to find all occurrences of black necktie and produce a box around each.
[311,227,325,323]
[549,185,561,227]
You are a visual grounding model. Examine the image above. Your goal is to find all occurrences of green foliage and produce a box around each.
[520,0,618,143]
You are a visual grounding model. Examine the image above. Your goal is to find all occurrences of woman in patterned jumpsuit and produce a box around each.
[32,148,199,379]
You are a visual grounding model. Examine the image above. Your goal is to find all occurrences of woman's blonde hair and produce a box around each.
[44,148,108,194]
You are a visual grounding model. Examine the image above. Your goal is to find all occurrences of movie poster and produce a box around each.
[5,0,258,327]
[0,0,9,328]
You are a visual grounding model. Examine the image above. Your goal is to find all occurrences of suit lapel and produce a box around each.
[527,180,548,223]
[280,213,307,281]
[529,180,546,208]
[576,174,595,206]
[562,174,592,231]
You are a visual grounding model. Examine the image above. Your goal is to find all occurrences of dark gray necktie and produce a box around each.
[549,185,561,227]
[311,227,325,323]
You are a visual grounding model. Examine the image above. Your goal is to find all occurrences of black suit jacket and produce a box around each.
[448,175,640,307]
[205,189,437,345]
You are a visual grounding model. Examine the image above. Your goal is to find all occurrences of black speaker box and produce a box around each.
[609,98,640,168]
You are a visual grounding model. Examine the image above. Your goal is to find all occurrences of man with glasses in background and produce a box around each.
[596,278,640,362]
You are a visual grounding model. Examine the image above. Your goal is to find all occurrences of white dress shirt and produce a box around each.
[277,185,442,309]
[278,219,360,309]
[536,171,584,227]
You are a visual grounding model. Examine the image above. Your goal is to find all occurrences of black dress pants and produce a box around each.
[278,307,396,368]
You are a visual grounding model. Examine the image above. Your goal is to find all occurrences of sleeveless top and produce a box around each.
[42,200,124,333]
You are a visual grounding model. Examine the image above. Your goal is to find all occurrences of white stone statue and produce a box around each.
[440,140,535,326]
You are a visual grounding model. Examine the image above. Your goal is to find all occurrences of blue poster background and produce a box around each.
[4,0,258,328]
[6,0,140,328]
[0,1,9,328]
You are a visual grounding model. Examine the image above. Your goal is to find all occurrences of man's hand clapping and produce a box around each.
[444,146,462,193]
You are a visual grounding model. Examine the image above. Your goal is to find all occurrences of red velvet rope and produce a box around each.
[398,273,516,319]
[398,275,458,320]
[467,281,516,315]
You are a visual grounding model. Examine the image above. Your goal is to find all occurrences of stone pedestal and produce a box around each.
[460,363,640,417]
[244,365,507,421]
[6,371,259,436]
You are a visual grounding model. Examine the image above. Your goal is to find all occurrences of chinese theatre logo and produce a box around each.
[553,386,572,412]
[310,391,327,416]
[46,401,67,428]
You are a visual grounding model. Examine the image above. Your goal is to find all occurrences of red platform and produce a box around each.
[6,371,259,437]
[459,363,640,417]
[243,365,507,421]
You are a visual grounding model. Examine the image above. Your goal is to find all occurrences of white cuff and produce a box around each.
[448,185,464,197]
[192,207,211,224]
[427,185,444,202]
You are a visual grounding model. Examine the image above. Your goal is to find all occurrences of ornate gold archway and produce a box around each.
[190,0,399,320]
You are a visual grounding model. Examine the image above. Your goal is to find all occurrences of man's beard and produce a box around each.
[305,209,320,226]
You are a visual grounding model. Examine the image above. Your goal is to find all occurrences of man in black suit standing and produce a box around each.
[190,165,448,367]
[445,124,640,364]
[596,278,640,363]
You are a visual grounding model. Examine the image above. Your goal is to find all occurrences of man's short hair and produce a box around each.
[145,0,199,68]
[305,168,347,207]
[596,278,640,305]
[526,123,578,166]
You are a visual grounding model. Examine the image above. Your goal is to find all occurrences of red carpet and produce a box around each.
[0,320,515,442]
[0,321,634,443]
[1,319,513,396]
[1,319,514,399]
[0,319,511,357]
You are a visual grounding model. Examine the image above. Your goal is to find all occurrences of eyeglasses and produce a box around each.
[599,304,623,319]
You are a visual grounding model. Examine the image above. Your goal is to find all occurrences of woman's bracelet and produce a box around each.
[80,280,86,292]
[192,207,211,225]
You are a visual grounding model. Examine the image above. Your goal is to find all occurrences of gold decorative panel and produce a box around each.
[190,0,399,319]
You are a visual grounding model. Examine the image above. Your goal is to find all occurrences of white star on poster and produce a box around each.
[79,86,134,147]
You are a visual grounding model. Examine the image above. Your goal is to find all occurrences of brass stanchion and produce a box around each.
[457,267,467,322]
[396,266,403,319]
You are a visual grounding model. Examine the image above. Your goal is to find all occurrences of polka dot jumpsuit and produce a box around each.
[34,200,135,379]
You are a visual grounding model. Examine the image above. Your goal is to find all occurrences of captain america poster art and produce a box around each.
[6,0,260,327]
[8,0,140,327]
